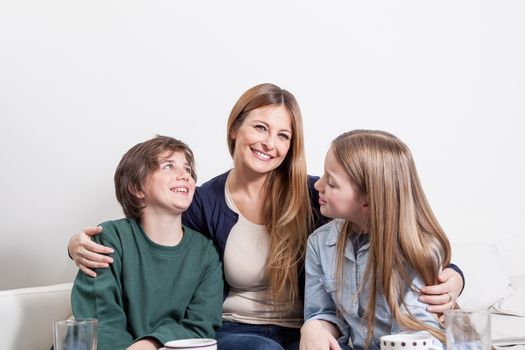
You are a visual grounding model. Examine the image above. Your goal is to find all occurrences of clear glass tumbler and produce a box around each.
[444,309,491,350]
[53,318,97,350]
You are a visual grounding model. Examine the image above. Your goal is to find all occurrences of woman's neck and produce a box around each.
[227,168,268,224]
[140,212,184,246]
[228,167,268,199]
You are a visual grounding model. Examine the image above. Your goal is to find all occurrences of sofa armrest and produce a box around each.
[0,283,73,350]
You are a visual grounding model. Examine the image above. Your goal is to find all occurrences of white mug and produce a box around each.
[380,333,442,350]
[164,338,217,350]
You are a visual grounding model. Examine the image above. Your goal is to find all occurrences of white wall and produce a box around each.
[1,0,524,290]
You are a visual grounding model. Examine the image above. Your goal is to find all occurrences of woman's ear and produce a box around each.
[229,126,238,140]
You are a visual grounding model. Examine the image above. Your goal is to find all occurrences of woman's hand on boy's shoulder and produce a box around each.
[68,226,114,277]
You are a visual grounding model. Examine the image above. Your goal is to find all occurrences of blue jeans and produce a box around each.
[216,321,300,350]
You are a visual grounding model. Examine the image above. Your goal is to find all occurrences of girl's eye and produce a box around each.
[327,180,336,188]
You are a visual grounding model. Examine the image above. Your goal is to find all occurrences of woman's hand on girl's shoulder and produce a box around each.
[68,226,114,277]
[300,320,342,350]
[419,267,463,314]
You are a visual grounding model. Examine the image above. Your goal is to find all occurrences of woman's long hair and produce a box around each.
[332,130,451,346]
[227,83,314,306]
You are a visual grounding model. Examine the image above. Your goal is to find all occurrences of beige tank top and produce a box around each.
[221,181,303,328]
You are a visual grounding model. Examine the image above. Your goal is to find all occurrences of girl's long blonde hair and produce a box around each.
[227,83,314,305]
[332,130,451,346]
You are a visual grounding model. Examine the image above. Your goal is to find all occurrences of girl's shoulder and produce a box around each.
[308,219,343,245]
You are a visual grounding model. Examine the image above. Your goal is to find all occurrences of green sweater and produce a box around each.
[71,219,223,350]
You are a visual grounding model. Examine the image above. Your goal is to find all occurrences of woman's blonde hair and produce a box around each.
[332,130,451,346]
[227,83,313,305]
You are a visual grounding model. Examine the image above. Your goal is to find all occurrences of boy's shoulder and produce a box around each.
[96,218,138,245]
[183,226,215,247]
[183,226,220,259]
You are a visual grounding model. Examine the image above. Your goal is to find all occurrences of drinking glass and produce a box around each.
[53,318,97,350]
[444,309,491,350]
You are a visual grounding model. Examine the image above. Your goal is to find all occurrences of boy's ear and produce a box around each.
[128,184,145,199]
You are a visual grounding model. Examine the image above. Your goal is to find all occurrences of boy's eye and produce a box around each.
[184,167,192,174]
[163,163,174,170]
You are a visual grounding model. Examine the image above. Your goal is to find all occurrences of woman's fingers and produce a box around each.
[419,267,463,313]
[78,262,97,278]
[81,238,114,259]
[72,226,114,269]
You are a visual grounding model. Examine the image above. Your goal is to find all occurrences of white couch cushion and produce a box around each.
[453,242,512,310]
[0,283,73,350]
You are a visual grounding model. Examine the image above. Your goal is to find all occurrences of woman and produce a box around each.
[68,83,464,350]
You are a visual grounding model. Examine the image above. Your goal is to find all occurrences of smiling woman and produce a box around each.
[228,104,293,176]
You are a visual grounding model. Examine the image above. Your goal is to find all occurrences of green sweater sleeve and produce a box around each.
[71,238,133,350]
[142,242,224,344]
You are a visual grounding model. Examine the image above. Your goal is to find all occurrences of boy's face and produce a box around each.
[139,150,196,216]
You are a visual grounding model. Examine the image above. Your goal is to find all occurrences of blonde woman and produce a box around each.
[68,87,463,350]
[301,130,455,350]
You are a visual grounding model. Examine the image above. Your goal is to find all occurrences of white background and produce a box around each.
[1,0,524,290]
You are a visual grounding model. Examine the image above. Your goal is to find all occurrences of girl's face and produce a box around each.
[230,104,292,175]
[139,150,196,215]
[315,147,369,231]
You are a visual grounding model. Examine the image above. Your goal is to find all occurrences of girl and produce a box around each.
[68,88,463,350]
[301,130,451,350]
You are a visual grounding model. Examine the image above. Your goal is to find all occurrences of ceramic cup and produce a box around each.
[164,338,217,350]
[380,333,442,350]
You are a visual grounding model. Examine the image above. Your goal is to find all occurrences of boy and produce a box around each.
[72,136,223,350]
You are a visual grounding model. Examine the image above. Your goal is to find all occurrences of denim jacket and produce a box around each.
[304,219,443,350]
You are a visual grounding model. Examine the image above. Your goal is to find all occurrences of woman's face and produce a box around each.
[230,104,293,175]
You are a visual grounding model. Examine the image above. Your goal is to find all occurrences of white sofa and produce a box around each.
[1,242,524,350]
[0,282,72,350]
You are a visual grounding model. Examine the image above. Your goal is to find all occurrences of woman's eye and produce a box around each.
[254,124,267,132]
[278,133,291,141]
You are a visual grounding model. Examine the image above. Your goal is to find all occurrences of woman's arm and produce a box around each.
[68,226,114,277]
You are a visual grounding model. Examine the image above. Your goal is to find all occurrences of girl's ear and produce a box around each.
[361,197,371,214]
